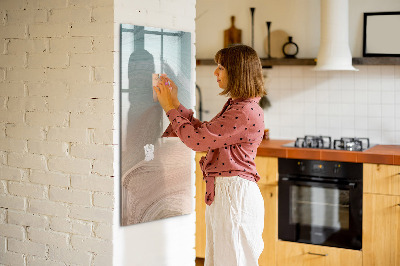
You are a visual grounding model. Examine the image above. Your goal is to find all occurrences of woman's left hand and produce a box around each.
[153,78,175,113]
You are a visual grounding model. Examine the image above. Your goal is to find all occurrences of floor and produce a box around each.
[195,257,205,266]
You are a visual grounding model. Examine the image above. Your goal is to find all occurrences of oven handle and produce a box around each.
[280,177,357,189]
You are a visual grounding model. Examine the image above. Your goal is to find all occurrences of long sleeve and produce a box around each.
[168,97,264,206]
[161,103,202,137]
[165,105,249,152]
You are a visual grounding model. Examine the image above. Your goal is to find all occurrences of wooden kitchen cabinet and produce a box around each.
[195,152,207,258]
[364,163,400,196]
[276,241,362,266]
[195,154,279,264]
[256,156,279,266]
[363,163,400,266]
[259,184,278,266]
[363,193,400,266]
[255,156,278,186]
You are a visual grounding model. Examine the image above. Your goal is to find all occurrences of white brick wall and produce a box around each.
[49,37,92,53]
[28,199,69,217]
[29,170,70,187]
[8,238,47,257]
[7,9,48,24]
[7,39,47,54]
[0,166,24,181]
[8,210,49,229]
[47,246,92,265]
[0,0,114,265]
[0,82,25,97]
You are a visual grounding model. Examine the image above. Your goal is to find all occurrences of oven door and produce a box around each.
[278,176,362,250]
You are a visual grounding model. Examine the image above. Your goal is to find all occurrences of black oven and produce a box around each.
[278,158,363,250]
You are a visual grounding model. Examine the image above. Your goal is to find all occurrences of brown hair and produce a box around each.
[214,44,266,99]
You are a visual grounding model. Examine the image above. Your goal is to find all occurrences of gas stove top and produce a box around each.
[283,135,374,151]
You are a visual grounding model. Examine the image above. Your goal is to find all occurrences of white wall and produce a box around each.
[264,65,400,144]
[196,0,400,145]
[197,64,400,145]
[196,0,400,58]
[0,0,115,265]
[113,0,197,266]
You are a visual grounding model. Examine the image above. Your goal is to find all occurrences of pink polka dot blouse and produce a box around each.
[162,97,265,205]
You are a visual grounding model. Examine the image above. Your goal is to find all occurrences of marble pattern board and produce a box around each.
[120,24,192,226]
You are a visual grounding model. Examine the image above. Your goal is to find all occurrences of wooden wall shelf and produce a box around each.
[196,57,400,67]
[352,57,400,65]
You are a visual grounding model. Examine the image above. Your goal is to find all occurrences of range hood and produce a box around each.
[314,0,358,71]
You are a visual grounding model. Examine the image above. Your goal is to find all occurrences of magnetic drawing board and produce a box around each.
[120,24,192,226]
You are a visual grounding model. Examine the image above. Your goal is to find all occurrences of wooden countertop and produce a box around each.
[256,139,400,165]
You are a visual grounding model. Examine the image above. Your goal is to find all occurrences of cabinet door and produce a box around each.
[277,241,362,266]
[363,193,400,266]
[255,156,278,186]
[364,164,400,196]
[195,152,207,258]
[259,185,278,266]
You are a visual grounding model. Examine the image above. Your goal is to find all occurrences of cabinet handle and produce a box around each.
[397,204,400,207]
[307,252,328,256]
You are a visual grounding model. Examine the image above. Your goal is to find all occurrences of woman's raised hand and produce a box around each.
[160,75,180,109]
[153,76,175,113]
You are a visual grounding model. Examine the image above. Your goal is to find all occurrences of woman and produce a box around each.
[154,44,266,266]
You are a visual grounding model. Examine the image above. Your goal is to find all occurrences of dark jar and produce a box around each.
[282,36,299,58]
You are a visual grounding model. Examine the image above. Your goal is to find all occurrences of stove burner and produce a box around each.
[295,135,332,149]
[333,137,370,151]
[286,136,372,151]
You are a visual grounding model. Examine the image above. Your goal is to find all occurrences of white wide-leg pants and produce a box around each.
[205,176,264,266]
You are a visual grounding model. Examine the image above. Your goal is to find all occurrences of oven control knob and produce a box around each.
[334,164,341,174]
[334,167,339,174]
[297,161,305,171]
